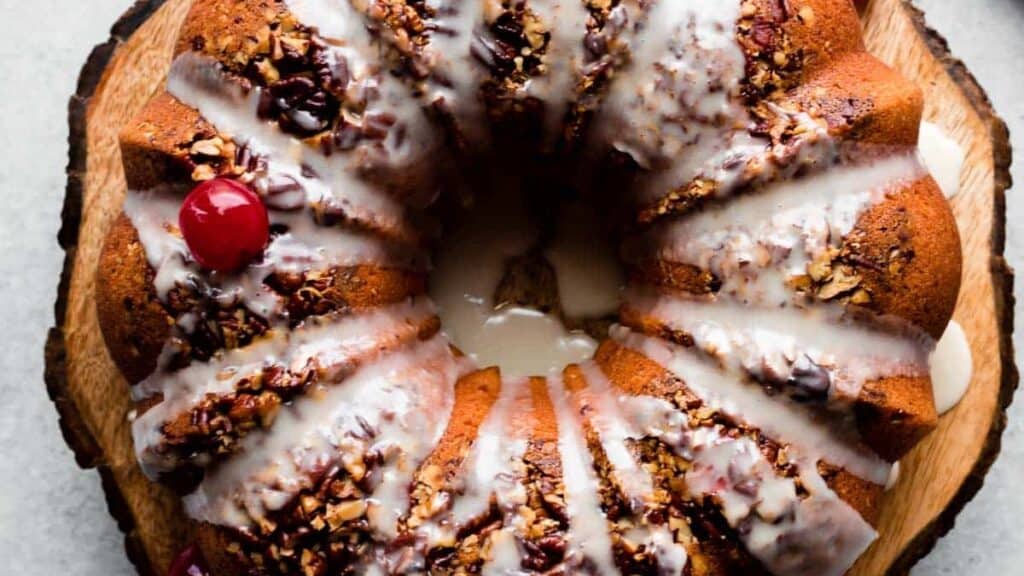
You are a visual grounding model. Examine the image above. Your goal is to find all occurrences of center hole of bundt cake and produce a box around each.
[429,181,623,377]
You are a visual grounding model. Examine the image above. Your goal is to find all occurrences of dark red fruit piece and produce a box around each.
[168,544,210,576]
[179,178,269,272]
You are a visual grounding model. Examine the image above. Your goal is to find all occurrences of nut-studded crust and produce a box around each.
[119,93,217,191]
[845,176,962,340]
[592,340,884,526]
[628,175,961,339]
[170,0,448,206]
[193,369,506,576]
[623,175,960,461]
[617,302,938,462]
[97,214,428,384]
[193,360,881,576]
[174,0,288,63]
[95,0,963,573]
[97,214,174,384]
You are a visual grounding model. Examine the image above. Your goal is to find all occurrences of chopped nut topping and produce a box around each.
[325,499,367,529]
[798,6,816,25]
[191,163,216,181]
[189,137,225,157]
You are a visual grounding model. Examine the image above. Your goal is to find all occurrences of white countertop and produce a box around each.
[0,1,1021,574]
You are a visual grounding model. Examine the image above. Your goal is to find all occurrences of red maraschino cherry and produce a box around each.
[179,178,269,272]
[168,544,210,576]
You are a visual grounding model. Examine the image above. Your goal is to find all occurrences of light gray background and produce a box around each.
[0,1,1021,574]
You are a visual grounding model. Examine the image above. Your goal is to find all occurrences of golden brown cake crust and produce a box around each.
[119,93,218,191]
[418,368,503,480]
[97,214,172,384]
[175,0,288,64]
[795,51,924,148]
[848,176,963,340]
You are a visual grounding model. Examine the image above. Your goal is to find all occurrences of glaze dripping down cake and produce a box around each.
[96,0,963,574]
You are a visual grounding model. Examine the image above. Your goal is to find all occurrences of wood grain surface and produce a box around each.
[44,0,1015,574]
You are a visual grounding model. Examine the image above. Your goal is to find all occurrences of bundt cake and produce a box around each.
[96,0,964,574]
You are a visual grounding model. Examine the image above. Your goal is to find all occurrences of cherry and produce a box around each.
[179,178,269,272]
[168,544,210,576]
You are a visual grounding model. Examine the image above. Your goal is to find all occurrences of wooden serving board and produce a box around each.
[45,0,1015,574]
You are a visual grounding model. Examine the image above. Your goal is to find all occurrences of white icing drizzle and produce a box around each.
[683,431,875,576]
[122,186,195,300]
[184,335,458,535]
[481,528,529,576]
[546,375,620,576]
[594,0,776,203]
[413,375,532,567]
[424,0,488,145]
[574,363,690,574]
[601,373,874,576]
[544,362,688,573]
[133,298,437,474]
[167,52,414,234]
[545,200,623,318]
[287,0,368,45]
[463,306,596,376]
[598,389,692,573]
[624,289,932,405]
[885,461,901,491]
[598,0,747,165]
[930,320,973,414]
[576,363,653,506]
[123,187,407,317]
[430,190,597,377]
[449,377,531,528]
[423,377,532,572]
[918,121,965,199]
[610,326,892,485]
[134,39,436,324]
[284,0,440,184]
[630,154,925,305]
[526,0,590,145]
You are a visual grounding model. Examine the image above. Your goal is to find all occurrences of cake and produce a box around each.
[95,0,963,574]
